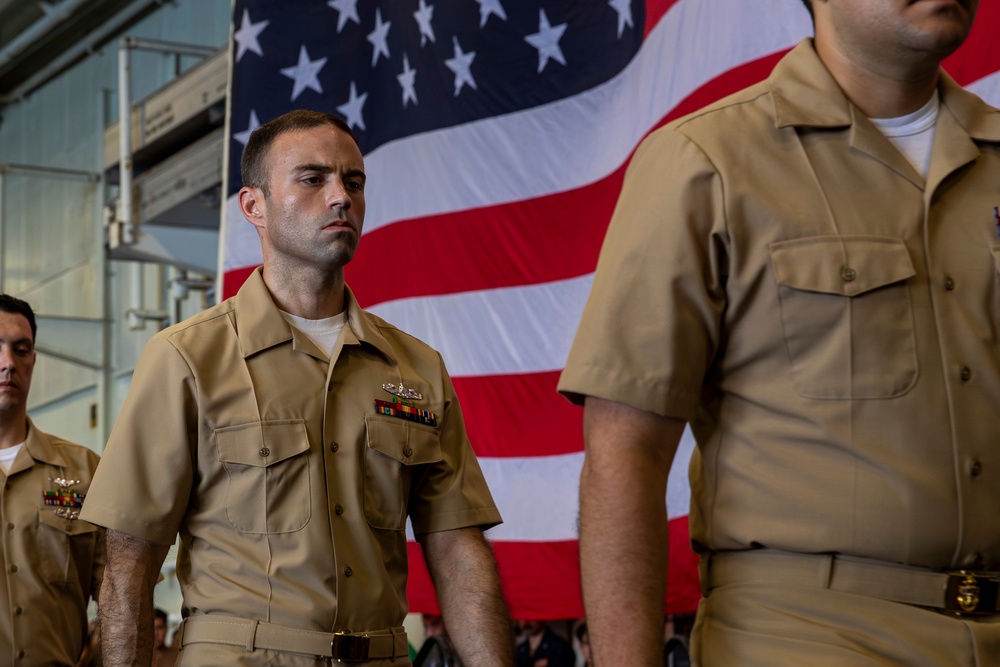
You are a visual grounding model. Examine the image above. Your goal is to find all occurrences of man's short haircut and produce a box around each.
[240,109,357,197]
[575,622,588,643]
[0,294,36,342]
[154,607,168,622]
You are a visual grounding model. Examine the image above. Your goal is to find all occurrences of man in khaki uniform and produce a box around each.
[81,110,512,665]
[559,0,1000,664]
[0,294,104,665]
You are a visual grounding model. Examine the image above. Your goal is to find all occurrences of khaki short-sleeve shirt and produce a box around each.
[559,40,1000,569]
[0,421,103,666]
[82,269,500,639]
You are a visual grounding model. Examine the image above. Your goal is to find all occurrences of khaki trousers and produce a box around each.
[693,551,1000,666]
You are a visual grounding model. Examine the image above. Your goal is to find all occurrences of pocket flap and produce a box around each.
[770,236,915,297]
[215,420,309,468]
[365,415,442,465]
[38,509,100,535]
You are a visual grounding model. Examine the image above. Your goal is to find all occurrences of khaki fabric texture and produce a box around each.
[693,569,1000,666]
[0,420,103,666]
[81,268,499,665]
[559,38,1000,570]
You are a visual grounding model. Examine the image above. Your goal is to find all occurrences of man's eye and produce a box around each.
[302,176,322,185]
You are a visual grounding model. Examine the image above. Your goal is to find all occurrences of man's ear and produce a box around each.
[238,186,266,232]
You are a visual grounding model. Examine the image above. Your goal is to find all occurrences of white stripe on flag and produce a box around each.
[968,70,1000,106]
[367,274,593,377]
[419,430,697,543]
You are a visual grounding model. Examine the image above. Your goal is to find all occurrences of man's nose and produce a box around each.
[326,180,351,209]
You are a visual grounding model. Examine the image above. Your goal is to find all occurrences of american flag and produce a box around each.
[221,0,1000,619]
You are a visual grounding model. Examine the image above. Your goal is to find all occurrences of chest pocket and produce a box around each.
[37,510,100,587]
[364,415,443,531]
[215,420,311,534]
[770,235,918,399]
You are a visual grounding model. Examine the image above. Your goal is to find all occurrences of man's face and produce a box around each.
[0,312,34,416]
[818,0,978,62]
[153,617,167,649]
[253,125,366,273]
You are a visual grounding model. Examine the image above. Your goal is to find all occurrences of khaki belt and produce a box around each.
[175,615,408,662]
[703,550,1000,616]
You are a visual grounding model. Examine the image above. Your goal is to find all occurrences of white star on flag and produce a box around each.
[444,36,477,96]
[233,9,269,62]
[608,0,634,39]
[280,46,328,101]
[367,8,392,67]
[475,0,507,28]
[327,0,360,33]
[337,81,368,131]
[397,54,418,107]
[525,9,568,73]
[233,109,261,146]
[414,0,435,47]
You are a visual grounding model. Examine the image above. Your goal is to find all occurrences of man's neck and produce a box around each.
[814,38,941,119]
[261,264,347,320]
[0,413,28,450]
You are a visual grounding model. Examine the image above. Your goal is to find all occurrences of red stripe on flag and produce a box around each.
[223,266,259,300]
[944,2,1000,86]
[453,372,583,458]
[406,515,700,619]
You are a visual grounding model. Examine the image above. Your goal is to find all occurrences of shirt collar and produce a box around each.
[770,38,1000,143]
[23,418,66,468]
[233,267,396,363]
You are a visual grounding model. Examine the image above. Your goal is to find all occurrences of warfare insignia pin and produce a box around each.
[382,382,423,401]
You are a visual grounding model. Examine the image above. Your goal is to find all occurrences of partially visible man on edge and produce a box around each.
[559,0,1000,664]
[0,294,104,665]
[80,109,513,666]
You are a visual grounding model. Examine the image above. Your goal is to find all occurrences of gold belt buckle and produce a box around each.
[331,632,370,662]
[944,571,1000,615]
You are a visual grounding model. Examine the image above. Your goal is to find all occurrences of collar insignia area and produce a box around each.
[382,381,423,401]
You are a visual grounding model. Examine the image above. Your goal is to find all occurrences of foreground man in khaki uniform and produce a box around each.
[82,110,512,665]
[0,295,104,665]
[559,0,1000,664]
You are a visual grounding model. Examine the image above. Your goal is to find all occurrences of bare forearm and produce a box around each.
[422,527,513,665]
[99,529,170,666]
[580,397,685,667]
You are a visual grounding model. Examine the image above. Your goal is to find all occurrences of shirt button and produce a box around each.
[960,367,972,382]
[969,460,983,479]
[840,267,856,283]
[17,650,24,659]
[344,566,353,577]
[329,442,339,453]
[944,276,955,291]
[403,446,413,458]
[6,523,12,530]
[335,504,344,516]
[14,607,23,615]
[259,447,270,457]
[9,565,17,573]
